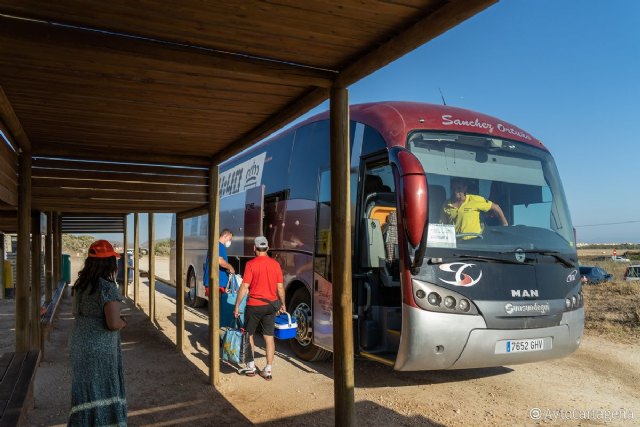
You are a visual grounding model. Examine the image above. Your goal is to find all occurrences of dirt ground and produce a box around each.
[23,256,640,426]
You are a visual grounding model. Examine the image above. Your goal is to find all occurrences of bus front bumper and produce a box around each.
[394,304,584,371]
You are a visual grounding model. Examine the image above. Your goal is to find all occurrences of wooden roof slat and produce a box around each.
[33,178,206,195]
[32,144,211,168]
[33,187,207,203]
[32,169,207,186]
[33,198,198,214]
[9,99,271,128]
[33,159,208,178]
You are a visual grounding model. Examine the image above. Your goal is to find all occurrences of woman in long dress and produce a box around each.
[68,240,127,426]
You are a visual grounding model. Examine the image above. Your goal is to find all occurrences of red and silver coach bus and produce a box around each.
[172,101,584,370]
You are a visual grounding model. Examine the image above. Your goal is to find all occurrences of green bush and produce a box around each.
[154,239,171,256]
[62,235,96,255]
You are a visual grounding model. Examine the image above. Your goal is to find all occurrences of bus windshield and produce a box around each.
[408,131,575,254]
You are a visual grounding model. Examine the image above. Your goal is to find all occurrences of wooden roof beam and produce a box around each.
[0,14,336,88]
[0,86,30,152]
[336,0,497,87]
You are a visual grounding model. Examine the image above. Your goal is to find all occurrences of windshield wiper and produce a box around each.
[505,250,576,268]
[429,253,527,265]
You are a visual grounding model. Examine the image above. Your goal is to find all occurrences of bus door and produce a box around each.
[357,158,402,360]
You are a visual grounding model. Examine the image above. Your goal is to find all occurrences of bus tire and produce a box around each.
[186,269,206,308]
[289,287,331,362]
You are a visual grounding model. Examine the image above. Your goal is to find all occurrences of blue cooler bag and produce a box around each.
[220,274,246,327]
[274,312,297,340]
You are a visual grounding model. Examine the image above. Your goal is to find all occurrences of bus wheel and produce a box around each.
[289,287,331,362]
[186,269,206,308]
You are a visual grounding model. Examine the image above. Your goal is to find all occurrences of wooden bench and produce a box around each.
[0,351,40,427]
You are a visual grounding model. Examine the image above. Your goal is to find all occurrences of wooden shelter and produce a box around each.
[0,1,496,424]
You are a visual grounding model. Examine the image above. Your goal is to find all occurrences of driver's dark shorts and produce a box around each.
[244,304,275,336]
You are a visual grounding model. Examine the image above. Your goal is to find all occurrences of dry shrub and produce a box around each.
[582,279,640,342]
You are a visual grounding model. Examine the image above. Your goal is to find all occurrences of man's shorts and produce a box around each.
[244,304,276,336]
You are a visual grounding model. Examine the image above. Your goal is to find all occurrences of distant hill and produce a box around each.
[62,234,95,255]
[578,243,640,250]
[63,235,171,256]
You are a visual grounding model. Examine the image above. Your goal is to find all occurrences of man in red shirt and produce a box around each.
[234,236,286,380]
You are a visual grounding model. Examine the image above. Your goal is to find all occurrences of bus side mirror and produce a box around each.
[389,147,428,249]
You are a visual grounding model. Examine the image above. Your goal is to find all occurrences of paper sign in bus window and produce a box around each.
[219,152,267,198]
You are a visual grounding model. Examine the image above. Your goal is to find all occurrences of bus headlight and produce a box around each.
[565,298,572,309]
[443,296,456,309]
[571,295,577,307]
[427,292,441,306]
[411,278,479,315]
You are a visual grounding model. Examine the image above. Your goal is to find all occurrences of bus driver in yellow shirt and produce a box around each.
[441,178,508,236]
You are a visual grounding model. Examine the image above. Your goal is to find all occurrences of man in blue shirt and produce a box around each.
[218,229,235,292]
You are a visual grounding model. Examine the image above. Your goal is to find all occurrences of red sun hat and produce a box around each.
[88,240,120,259]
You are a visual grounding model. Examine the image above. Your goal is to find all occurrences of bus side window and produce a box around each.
[288,121,330,201]
[361,124,386,156]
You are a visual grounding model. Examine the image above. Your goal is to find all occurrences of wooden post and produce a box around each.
[176,216,185,352]
[52,212,59,286]
[208,164,220,386]
[330,86,354,426]
[45,213,53,303]
[148,213,155,322]
[0,233,5,300]
[56,214,62,284]
[16,150,31,352]
[30,212,42,350]
[123,215,128,297]
[133,212,139,305]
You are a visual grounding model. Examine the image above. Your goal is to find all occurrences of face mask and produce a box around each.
[224,240,232,248]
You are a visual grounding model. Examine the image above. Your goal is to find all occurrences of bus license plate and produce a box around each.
[496,338,550,354]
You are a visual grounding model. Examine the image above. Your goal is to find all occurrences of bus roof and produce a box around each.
[224,101,546,164]
[346,102,545,150]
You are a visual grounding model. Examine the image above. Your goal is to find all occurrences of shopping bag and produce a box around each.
[220,274,246,326]
[222,318,252,365]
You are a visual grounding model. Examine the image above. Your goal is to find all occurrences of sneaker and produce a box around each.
[239,367,256,377]
[260,370,272,381]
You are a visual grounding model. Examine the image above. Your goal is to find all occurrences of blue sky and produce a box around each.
[98,0,639,245]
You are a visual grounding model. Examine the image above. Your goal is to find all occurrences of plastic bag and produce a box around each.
[222,318,252,365]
